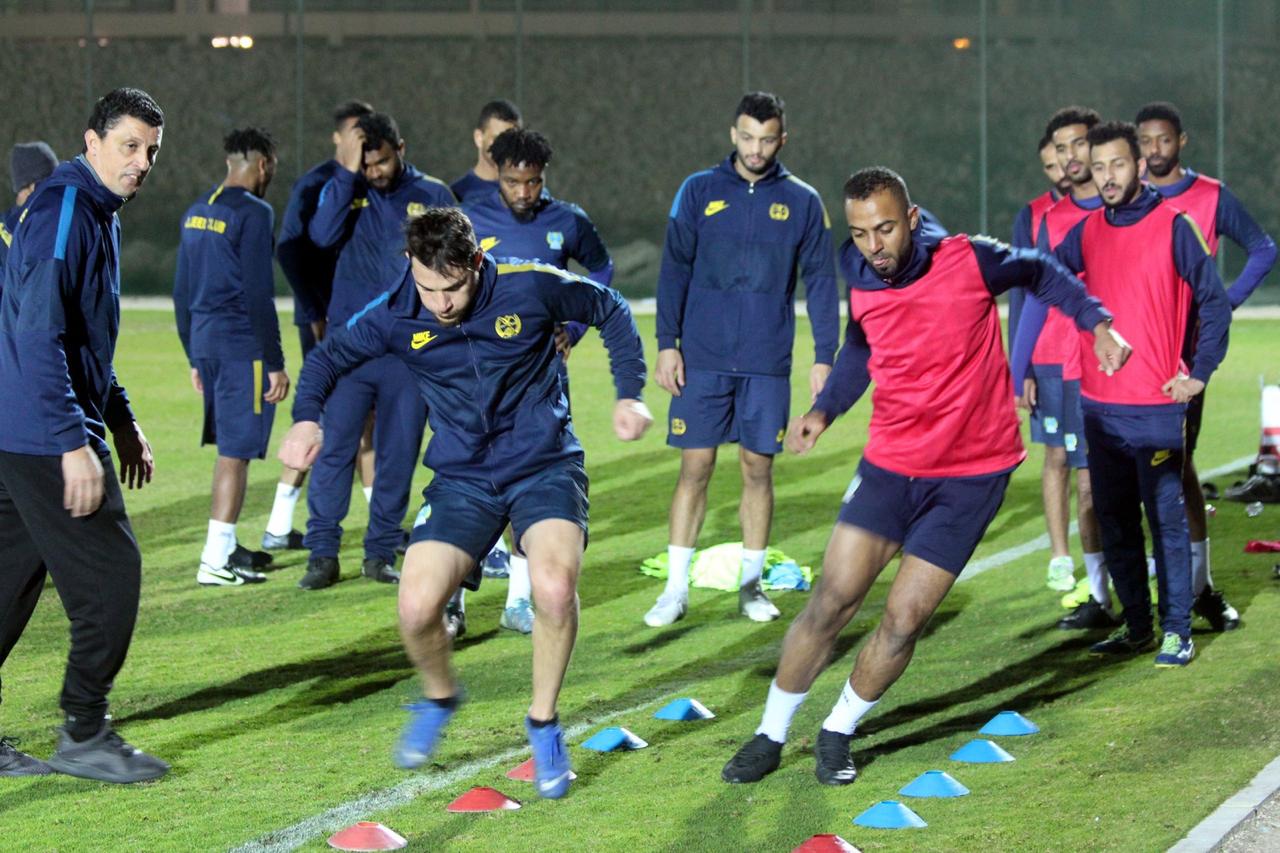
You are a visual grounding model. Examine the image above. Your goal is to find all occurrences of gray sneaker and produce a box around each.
[361,557,401,584]
[739,582,780,622]
[0,736,51,776]
[47,722,168,783]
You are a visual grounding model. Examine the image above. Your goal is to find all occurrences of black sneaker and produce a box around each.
[261,529,305,551]
[46,722,168,783]
[1193,586,1240,631]
[721,734,782,783]
[444,602,467,640]
[1223,474,1280,503]
[298,556,340,590]
[1057,598,1121,631]
[361,557,401,584]
[814,728,858,785]
[228,543,273,569]
[1089,625,1157,656]
[0,736,51,776]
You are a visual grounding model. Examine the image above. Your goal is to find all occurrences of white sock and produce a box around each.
[201,519,237,568]
[507,554,531,606]
[1190,539,1210,595]
[492,535,510,557]
[1083,551,1109,607]
[449,587,465,611]
[740,548,767,588]
[665,545,695,597]
[265,483,301,537]
[362,485,374,504]
[821,680,878,736]
[755,679,808,744]
[1146,554,1157,578]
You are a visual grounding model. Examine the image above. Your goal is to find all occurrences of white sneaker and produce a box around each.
[739,583,780,622]
[1045,556,1076,592]
[197,562,267,586]
[644,591,687,627]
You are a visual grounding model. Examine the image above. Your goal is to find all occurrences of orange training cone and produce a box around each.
[446,786,522,812]
[792,834,862,852]
[327,821,407,851]
[506,757,578,782]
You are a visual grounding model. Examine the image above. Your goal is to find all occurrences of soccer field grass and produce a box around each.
[3,311,1278,852]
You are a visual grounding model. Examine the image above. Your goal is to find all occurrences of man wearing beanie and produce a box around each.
[1,141,58,267]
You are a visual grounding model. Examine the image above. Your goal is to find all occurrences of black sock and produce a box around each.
[64,714,104,742]
[527,714,559,728]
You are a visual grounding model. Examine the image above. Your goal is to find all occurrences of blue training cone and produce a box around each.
[581,726,648,752]
[654,698,715,721]
[900,769,970,798]
[852,800,927,829]
[979,710,1040,736]
[950,738,1015,763]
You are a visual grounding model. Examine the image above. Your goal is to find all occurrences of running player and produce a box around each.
[1136,100,1276,631]
[279,207,651,799]
[450,99,522,204]
[647,91,838,627]
[300,111,455,590]
[721,166,1126,786]
[173,127,289,586]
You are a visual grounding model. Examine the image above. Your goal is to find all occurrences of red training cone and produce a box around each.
[506,757,578,782]
[446,786,522,813]
[792,834,862,853]
[327,821,407,851]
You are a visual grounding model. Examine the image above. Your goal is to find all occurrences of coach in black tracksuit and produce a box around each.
[0,89,168,783]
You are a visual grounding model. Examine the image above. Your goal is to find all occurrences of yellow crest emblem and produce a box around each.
[410,330,437,350]
[495,314,522,339]
[479,236,501,252]
[671,418,687,436]
[769,203,790,221]
[776,428,786,443]
[406,202,427,218]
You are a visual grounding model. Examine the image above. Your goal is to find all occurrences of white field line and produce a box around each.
[234,452,1258,851]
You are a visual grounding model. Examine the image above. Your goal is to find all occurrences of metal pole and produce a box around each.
[84,0,95,114]
[741,0,751,92]
[1216,0,1226,274]
[978,0,989,234]
[295,0,305,178]
[515,0,524,108]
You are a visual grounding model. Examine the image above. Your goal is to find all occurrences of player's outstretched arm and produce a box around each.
[290,295,394,436]
[786,409,831,454]
[1092,322,1131,376]
[279,420,323,470]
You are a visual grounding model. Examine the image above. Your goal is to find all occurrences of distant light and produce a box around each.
[97,37,109,47]
[953,37,972,50]
[77,37,87,48]
[211,36,230,48]
[239,35,254,49]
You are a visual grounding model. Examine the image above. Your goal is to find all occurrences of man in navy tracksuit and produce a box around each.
[300,111,456,590]
[0,88,168,783]
[279,206,651,799]
[1136,100,1276,629]
[460,126,615,634]
[450,99,522,204]
[1021,122,1232,667]
[262,101,375,555]
[2,142,59,269]
[647,91,838,628]
[174,127,289,587]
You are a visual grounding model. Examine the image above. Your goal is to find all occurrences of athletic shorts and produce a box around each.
[196,358,275,460]
[1028,363,1087,469]
[666,369,789,455]
[836,458,1011,576]
[409,456,590,591]
[1185,389,1205,456]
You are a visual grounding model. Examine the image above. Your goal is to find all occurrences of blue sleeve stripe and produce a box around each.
[668,170,711,219]
[53,186,77,261]
[346,290,390,329]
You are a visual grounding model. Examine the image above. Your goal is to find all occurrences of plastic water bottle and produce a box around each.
[1246,501,1264,517]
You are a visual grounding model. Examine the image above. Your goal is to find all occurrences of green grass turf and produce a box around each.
[2,312,1278,852]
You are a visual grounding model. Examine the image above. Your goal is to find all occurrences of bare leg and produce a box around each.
[398,541,474,699]
[739,448,774,551]
[1077,466,1101,553]
[1042,446,1071,557]
[210,456,249,523]
[669,448,716,547]
[357,411,376,488]
[278,465,306,489]
[522,519,584,720]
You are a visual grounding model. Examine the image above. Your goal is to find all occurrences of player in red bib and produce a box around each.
[1136,101,1276,632]
[720,167,1127,786]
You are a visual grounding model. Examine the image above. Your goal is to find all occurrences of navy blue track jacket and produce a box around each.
[173,184,284,370]
[308,162,456,325]
[293,256,646,489]
[656,155,838,375]
[0,204,19,268]
[0,157,135,457]
[276,160,340,327]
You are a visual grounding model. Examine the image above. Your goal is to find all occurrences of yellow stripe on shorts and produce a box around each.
[253,360,263,415]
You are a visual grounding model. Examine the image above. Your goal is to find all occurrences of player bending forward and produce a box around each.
[721,167,1128,786]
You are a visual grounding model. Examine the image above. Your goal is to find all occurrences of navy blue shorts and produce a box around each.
[836,458,1011,575]
[196,358,274,460]
[1028,364,1087,469]
[409,456,590,591]
[667,369,789,455]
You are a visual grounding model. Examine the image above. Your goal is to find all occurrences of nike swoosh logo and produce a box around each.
[704,200,729,217]
[538,771,571,792]
[411,331,437,350]
[1151,450,1172,467]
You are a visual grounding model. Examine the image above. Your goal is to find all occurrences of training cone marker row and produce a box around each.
[852,800,927,829]
[792,833,863,852]
[506,758,578,783]
[950,738,1016,763]
[446,786,522,813]
[653,697,715,721]
[327,822,407,851]
[581,726,648,752]
[979,710,1039,736]
[899,769,970,798]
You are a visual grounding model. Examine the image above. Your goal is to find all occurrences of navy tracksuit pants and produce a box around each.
[306,355,426,563]
[1083,403,1192,639]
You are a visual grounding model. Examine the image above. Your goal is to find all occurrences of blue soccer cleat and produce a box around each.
[524,716,572,799]
[394,698,458,769]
